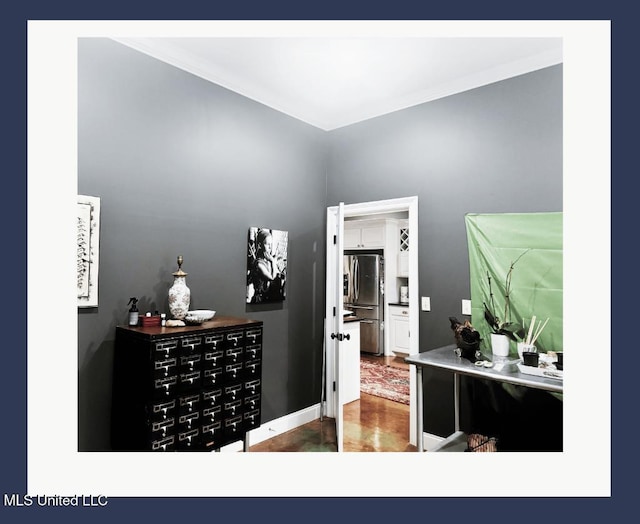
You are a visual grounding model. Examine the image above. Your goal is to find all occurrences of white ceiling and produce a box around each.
[114,36,562,131]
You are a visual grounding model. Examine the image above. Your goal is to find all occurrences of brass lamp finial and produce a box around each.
[173,255,187,277]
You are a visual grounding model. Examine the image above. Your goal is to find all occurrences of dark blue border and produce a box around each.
[4,1,623,521]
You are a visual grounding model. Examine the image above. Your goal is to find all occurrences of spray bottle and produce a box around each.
[127,297,139,326]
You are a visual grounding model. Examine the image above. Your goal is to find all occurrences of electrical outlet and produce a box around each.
[421,297,431,311]
[462,299,472,315]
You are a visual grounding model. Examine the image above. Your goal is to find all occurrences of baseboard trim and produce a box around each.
[219,403,322,452]
[423,432,446,452]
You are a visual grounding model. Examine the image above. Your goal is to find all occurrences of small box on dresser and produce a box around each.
[111,315,263,451]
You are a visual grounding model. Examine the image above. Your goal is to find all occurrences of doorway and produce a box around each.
[324,196,419,450]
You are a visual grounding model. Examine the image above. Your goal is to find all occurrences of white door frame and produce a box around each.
[325,195,419,447]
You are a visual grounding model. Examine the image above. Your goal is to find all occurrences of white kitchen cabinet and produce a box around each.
[341,320,361,404]
[389,305,410,355]
[397,252,409,278]
[343,227,362,249]
[344,220,385,249]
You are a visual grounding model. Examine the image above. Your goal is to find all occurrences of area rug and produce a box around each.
[360,359,410,405]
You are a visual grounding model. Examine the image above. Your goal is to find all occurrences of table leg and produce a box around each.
[454,372,460,433]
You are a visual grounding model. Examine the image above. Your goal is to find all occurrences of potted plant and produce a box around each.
[483,249,529,356]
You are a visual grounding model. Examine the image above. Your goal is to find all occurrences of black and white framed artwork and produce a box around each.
[77,194,101,307]
[246,227,288,303]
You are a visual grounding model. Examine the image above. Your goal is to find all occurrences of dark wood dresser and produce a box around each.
[111,316,263,452]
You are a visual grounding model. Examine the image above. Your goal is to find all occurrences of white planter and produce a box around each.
[490,333,510,357]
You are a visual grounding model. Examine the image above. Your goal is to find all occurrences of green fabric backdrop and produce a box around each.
[465,212,563,357]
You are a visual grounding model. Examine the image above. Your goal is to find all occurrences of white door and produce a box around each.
[325,203,345,451]
[326,196,419,450]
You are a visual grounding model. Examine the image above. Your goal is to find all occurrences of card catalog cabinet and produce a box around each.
[111,316,263,452]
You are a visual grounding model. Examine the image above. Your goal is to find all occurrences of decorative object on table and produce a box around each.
[127,297,139,326]
[517,341,536,359]
[166,319,186,327]
[184,310,216,325]
[489,333,510,357]
[77,195,101,307]
[168,255,191,320]
[482,249,529,356]
[246,227,288,304]
[466,433,498,452]
[522,351,539,367]
[517,314,549,357]
[521,315,549,348]
[517,352,563,380]
[140,314,162,327]
[449,316,481,362]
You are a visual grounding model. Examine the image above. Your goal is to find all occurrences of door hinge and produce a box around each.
[333,235,337,245]
[333,306,336,316]
[333,381,336,392]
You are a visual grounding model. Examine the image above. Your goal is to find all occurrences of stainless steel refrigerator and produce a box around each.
[343,251,384,356]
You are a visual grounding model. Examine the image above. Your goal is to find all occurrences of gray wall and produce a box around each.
[78,38,562,448]
[78,39,328,450]
[326,65,563,435]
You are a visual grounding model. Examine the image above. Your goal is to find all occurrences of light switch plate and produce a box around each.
[462,299,472,315]
[421,297,431,311]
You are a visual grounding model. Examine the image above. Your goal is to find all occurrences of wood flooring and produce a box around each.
[250,354,417,452]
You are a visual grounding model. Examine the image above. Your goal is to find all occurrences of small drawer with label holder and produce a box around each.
[179,370,202,390]
[224,415,243,439]
[203,367,224,387]
[225,362,243,382]
[245,344,262,360]
[149,417,175,441]
[154,339,178,359]
[223,399,243,418]
[177,428,200,450]
[151,434,175,452]
[243,409,260,430]
[148,399,176,422]
[244,379,261,397]
[204,333,225,350]
[178,393,200,415]
[202,404,222,424]
[201,388,222,408]
[225,331,245,350]
[178,411,200,432]
[203,349,224,368]
[153,357,177,380]
[244,393,260,411]
[245,328,262,346]
[180,336,203,355]
[179,353,201,373]
[244,358,261,380]
[154,375,178,398]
